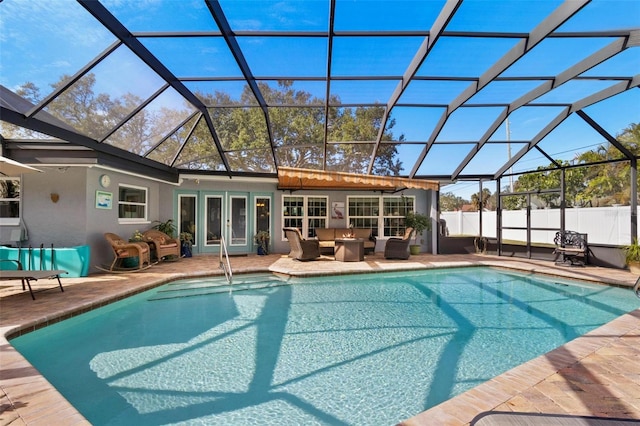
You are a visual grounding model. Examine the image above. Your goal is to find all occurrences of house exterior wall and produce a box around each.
[85,167,165,270]
[3,167,435,275]
[2,167,88,248]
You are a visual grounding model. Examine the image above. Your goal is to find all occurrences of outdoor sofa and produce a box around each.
[314,228,377,254]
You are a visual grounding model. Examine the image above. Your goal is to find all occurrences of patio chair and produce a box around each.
[104,232,151,271]
[384,227,414,260]
[283,227,321,261]
[142,229,181,261]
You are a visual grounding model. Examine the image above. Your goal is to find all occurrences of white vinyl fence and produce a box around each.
[441,206,634,246]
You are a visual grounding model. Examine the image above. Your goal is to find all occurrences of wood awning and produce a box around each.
[277,167,439,192]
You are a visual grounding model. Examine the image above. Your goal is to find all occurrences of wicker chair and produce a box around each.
[143,229,181,261]
[383,227,414,260]
[283,227,321,261]
[104,232,151,271]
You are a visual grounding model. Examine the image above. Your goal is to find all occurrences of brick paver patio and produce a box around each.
[1,253,639,425]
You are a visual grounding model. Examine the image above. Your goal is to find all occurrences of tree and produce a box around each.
[47,73,119,139]
[7,78,403,175]
[439,192,467,211]
[502,162,586,209]
[192,80,402,174]
[574,123,640,206]
[471,188,495,211]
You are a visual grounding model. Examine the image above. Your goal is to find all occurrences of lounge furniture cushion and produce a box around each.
[314,227,377,254]
[104,232,152,271]
[315,228,336,240]
[143,229,181,261]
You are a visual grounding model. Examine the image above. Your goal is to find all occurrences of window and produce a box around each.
[383,196,413,237]
[307,197,327,237]
[348,195,414,237]
[118,184,147,222]
[347,196,379,237]
[282,195,328,238]
[283,196,304,234]
[0,178,20,225]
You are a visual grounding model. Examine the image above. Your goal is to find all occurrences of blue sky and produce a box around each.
[1,0,639,200]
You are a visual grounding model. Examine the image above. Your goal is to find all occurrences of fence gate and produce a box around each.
[498,188,562,259]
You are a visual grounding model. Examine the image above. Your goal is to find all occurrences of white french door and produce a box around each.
[204,195,223,246]
[229,195,247,247]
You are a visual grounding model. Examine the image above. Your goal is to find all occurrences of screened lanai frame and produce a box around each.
[0,0,639,240]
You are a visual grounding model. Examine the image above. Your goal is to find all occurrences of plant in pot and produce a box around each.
[180,232,193,258]
[123,230,146,268]
[623,238,640,274]
[151,219,177,238]
[254,230,270,255]
[404,211,431,255]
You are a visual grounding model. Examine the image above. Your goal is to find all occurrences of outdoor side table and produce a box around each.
[334,238,365,262]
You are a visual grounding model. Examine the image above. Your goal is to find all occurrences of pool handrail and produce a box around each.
[219,235,232,284]
[633,275,640,298]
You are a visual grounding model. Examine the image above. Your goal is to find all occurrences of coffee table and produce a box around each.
[334,238,364,262]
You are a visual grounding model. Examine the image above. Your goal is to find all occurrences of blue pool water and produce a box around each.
[11,267,639,425]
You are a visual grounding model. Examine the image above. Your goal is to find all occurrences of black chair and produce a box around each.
[384,227,414,260]
[283,227,321,261]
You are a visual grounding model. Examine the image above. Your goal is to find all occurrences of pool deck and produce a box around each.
[1,252,639,425]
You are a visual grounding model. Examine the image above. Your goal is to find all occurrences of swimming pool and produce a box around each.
[10,267,639,425]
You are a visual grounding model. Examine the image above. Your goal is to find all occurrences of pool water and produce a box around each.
[11,267,639,425]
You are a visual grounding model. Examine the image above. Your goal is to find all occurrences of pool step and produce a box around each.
[148,274,288,301]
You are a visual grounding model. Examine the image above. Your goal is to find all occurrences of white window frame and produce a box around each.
[118,184,148,224]
[178,193,198,248]
[282,195,304,240]
[0,177,20,226]
[204,195,224,247]
[382,196,414,237]
[346,196,379,236]
[254,195,271,235]
[282,195,328,239]
[306,196,328,238]
[229,195,247,246]
[347,195,415,238]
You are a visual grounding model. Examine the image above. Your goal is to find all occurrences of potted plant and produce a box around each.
[151,219,177,238]
[123,230,146,267]
[180,232,193,258]
[254,230,270,255]
[129,230,144,243]
[405,211,431,255]
[623,238,640,274]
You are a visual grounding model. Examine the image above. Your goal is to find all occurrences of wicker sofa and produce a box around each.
[315,228,377,254]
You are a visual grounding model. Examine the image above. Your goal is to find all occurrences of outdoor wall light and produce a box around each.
[50,193,60,203]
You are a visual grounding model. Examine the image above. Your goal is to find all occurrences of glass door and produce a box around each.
[229,195,247,247]
[177,191,271,254]
[178,194,197,247]
[255,196,270,233]
[205,195,223,246]
[254,196,271,253]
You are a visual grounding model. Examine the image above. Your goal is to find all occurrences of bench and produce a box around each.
[553,231,588,266]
